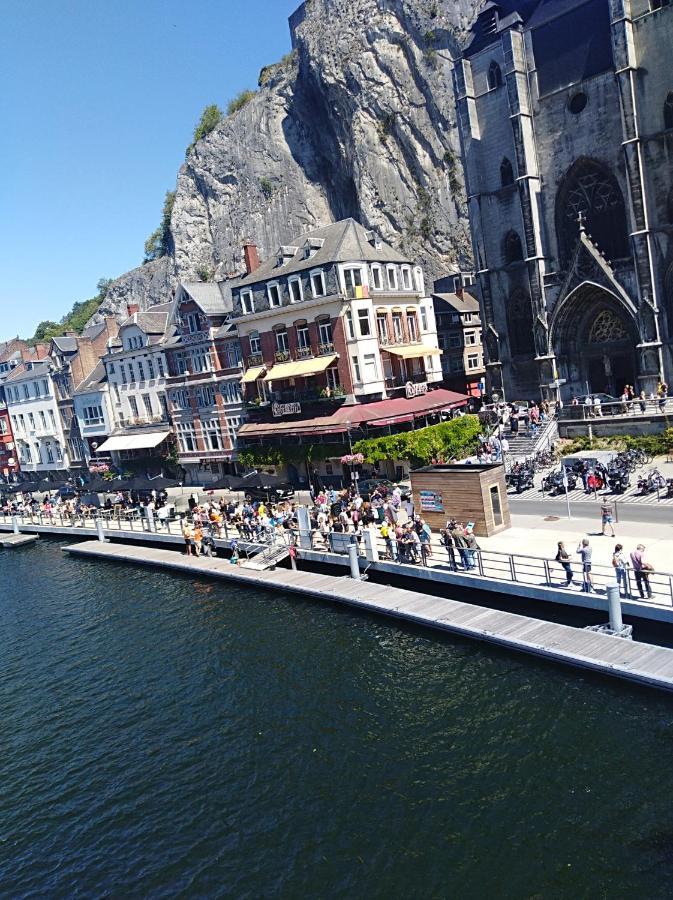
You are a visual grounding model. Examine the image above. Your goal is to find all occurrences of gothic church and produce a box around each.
[454,0,673,400]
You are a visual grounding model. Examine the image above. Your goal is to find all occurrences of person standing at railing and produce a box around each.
[452,524,470,570]
[464,526,480,571]
[612,544,628,598]
[576,538,594,592]
[658,381,668,414]
[440,528,457,571]
[630,543,654,600]
[555,542,573,586]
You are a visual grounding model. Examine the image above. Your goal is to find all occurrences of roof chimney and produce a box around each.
[455,287,463,299]
[243,242,260,275]
[127,303,140,317]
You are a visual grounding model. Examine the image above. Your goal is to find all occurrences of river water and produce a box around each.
[2,540,673,898]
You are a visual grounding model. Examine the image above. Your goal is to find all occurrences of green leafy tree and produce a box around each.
[144,190,176,262]
[186,104,223,156]
[354,415,482,466]
[33,320,60,341]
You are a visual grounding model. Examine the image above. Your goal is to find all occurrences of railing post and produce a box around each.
[509,555,516,582]
[11,515,19,535]
[95,517,107,543]
[606,584,624,633]
[476,551,484,576]
[543,558,551,585]
[348,540,361,580]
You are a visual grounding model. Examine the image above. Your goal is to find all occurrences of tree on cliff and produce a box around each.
[144,190,176,262]
[186,104,223,156]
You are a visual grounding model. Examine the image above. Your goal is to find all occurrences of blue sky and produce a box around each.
[1,0,299,339]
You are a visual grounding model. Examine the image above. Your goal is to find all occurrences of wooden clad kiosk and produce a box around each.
[410,463,511,537]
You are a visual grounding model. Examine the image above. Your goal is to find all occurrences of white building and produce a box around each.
[72,361,115,465]
[5,360,70,473]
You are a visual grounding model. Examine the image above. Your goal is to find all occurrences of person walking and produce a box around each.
[600,501,615,537]
[612,544,628,598]
[630,543,654,599]
[555,541,573,586]
[576,537,594,592]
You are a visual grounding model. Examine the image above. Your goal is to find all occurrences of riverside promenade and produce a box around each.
[63,539,673,694]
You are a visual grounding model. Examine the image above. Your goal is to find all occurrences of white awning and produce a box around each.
[96,431,170,452]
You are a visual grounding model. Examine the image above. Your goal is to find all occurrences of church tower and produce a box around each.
[453,0,673,401]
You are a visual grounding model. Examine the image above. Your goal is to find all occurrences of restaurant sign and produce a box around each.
[272,401,302,418]
[419,489,444,513]
[405,381,428,399]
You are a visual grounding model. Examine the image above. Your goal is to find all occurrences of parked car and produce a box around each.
[356,478,399,500]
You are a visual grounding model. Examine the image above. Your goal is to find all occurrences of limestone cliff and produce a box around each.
[93,0,477,322]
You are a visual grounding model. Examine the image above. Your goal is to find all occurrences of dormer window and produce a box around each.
[241,290,255,315]
[365,229,382,249]
[267,282,281,308]
[371,265,383,290]
[310,269,326,297]
[386,266,398,290]
[304,237,324,259]
[401,266,412,290]
[276,245,299,267]
[187,312,201,334]
[288,276,304,303]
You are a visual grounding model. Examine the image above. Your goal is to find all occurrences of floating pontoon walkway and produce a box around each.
[65,540,673,694]
[0,533,38,548]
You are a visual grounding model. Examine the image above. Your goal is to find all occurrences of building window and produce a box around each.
[487,60,502,90]
[371,266,383,290]
[203,419,223,451]
[268,283,281,307]
[296,325,310,350]
[318,319,333,346]
[157,357,165,378]
[142,394,153,416]
[275,329,289,353]
[357,308,372,337]
[465,330,477,346]
[288,277,303,303]
[23,384,29,399]
[363,353,378,381]
[507,290,536,357]
[28,412,35,430]
[147,358,155,379]
[83,405,104,425]
[352,355,361,382]
[449,333,462,349]
[503,230,524,264]
[49,410,56,431]
[138,361,145,381]
[401,267,412,290]
[420,306,428,331]
[568,92,588,115]
[129,396,139,418]
[249,331,261,354]
[310,270,326,297]
[345,310,355,340]
[343,267,363,294]
[406,312,418,342]
[241,290,254,314]
[187,312,201,334]
[665,92,673,130]
[376,312,389,342]
[176,422,197,452]
[386,266,398,290]
[500,157,514,187]
[42,379,49,395]
[467,353,480,370]
[392,311,403,342]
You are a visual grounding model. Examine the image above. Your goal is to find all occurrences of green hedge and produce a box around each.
[562,429,673,457]
[237,442,349,469]
[353,415,482,467]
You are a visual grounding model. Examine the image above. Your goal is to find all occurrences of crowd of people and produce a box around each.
[555,538,655,599]
[571,381,669,417]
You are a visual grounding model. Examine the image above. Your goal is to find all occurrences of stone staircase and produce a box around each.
[506,418,558,463]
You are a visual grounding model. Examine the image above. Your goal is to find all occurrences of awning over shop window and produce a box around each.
[385,344,442,359]
[241,366,266,384]
[96,431,170,453]
[263,354,338,382]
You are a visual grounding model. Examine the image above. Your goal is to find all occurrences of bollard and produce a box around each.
[362,527,379,563]
[145,506,155,533]
[348,541,361,580]
[95,517,107,543]
[296,507,313,550]
[607,584,623,633]
[11,515,19,534]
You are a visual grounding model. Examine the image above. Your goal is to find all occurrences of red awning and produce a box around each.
[238,388,469,440]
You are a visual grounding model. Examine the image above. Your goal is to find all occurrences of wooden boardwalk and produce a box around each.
[64,540,673,693]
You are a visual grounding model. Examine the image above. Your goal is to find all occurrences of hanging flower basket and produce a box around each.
[340,453,364,466]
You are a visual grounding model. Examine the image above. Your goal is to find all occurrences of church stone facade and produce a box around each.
[453,0,673,401]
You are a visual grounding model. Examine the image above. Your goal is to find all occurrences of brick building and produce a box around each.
[433,276,486,398]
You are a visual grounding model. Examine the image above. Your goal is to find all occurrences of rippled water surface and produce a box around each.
[2,541,673,897]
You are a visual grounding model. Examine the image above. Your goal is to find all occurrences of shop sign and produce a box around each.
[272,401,302,417]
[405,381,428,399]
[419,489,443,513]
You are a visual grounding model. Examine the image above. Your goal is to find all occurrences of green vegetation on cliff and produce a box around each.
[28,278,113,343]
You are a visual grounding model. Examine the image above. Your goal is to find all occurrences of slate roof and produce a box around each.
[235,218,412,289]
[465,1,541,56]
[73,360,108,396]
[181,282,233,316]
[433,291,481,314]
[51,335,78,353]
[4,360,52,383]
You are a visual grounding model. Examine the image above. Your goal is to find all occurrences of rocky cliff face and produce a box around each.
[93,0,478,322]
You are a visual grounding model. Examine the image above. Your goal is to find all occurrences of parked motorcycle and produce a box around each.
[541,470,577,495]
[637,469,667,495]
[606,467,630,493]
[507,469,535,493]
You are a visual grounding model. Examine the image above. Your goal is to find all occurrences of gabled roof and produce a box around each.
[181,282,233,316]
[465,1,541,56]
[73,360,108,396]
[433,291,481,314]
[236,218,412,289]
[51,335,78,353]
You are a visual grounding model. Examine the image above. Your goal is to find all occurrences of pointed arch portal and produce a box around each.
[552,282,638,396]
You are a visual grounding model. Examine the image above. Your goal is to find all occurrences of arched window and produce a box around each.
[487,61,503,90]
[503,230,524,265]
[507,291,535,357]
[500,157,514,187]
[665,92,673,130]
[555,157,629,267]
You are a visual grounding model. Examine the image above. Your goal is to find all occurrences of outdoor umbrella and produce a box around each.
[79,493,102,508]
